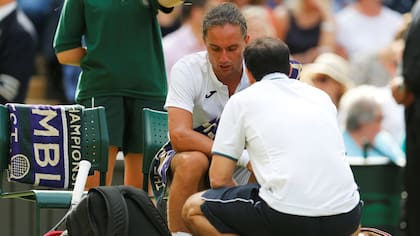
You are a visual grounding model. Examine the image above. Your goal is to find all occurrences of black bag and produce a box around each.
[65,185,171,236]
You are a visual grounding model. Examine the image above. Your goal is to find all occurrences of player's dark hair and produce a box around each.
[202,2,247,40]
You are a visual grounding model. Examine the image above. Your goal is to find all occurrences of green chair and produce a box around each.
[142,108,168,193]
[0,104,109,236]
[351,163,404,235]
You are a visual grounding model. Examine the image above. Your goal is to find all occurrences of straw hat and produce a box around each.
[305,53,354,91]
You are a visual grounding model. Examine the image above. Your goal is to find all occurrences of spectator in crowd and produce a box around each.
[0,0,37,104]
[344,12,410,144]
[340,85,405,167]
[228,0,265,9]
[335,0,403,62]
[241,4,276,39]
[302,52,405,144]
[18,0,67,103]
[384,0,415,14]
[376,81,406,145]
[267,0,284,9]
[391,1,420,235]
[54,0,183,188]
[152,3,251,235]
[182,36,362,236]
[332,0,353,12]
[302,52,353,107]
[273,0,336,63]
[351,37,404,87]
[350,12,411,87]
[227,0,281,41]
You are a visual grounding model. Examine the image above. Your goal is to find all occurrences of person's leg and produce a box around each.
[124,153,143,188]
[105,146,119,185]
[184,184,272,236]
[78,96,124,187]
[168,151,210,233]
[85,146,119,187]
[183,191,238,236]
[122,97,165,188]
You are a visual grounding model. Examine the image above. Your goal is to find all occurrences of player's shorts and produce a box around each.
[150,117,220,198]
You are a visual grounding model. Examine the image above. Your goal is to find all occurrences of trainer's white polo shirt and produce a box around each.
[212,72,360,216]
[165,51,249,128]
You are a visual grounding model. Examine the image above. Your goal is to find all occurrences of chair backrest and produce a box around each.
[351,163,404,235]
[82,106,109,185]
[0,104,109,194]
[142,108,168,192]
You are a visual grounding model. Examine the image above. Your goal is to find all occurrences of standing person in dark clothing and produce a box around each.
[18,0,67,103]
[0,0,37,104]
[54,0,184,188]
[392,1,420,235]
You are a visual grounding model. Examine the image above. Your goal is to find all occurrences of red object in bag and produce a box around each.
[43,230,64,236]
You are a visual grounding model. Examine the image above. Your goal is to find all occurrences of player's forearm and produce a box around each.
[170,129,213,157]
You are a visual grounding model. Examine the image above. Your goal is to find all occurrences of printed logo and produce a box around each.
[205,90,217,99]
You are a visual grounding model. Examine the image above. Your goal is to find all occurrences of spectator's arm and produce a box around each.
[56,47,86,66]
[272,5,290,40]
[317,0,336,53]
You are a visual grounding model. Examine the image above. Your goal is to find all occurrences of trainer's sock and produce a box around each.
[172,232,192,236]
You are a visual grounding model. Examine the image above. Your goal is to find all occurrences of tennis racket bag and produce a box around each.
[65,185,171,236]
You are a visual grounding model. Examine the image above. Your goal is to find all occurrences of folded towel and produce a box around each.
[7,103,84,189]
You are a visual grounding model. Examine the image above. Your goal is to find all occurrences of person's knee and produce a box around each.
[172,152,209,181]
[182,191,205,223]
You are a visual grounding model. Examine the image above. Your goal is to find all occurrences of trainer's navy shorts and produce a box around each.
[201,183,362,236]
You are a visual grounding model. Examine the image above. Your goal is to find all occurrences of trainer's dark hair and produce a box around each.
[202,2,247,40]
[244,37,290,81]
